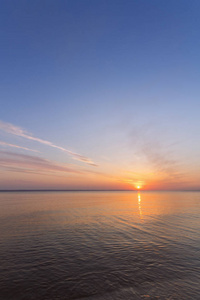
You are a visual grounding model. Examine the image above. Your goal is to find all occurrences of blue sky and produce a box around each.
[0,1,200,189]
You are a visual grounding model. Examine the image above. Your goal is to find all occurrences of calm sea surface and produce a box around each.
[0,191,199,300]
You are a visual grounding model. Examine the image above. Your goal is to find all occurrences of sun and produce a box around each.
[134,181,144,190]
[125,179,144,190]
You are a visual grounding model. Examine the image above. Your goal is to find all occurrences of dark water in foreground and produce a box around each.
[0,191,200,300]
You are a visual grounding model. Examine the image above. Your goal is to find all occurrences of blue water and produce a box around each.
[0,191,199,299]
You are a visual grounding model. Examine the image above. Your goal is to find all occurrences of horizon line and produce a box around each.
[0,189,200,192]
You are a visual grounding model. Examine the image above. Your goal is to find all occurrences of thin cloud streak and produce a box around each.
[0,141,40,153]
[0,120,97,166]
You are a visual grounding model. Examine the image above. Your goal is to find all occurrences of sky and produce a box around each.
[0,0,200,190]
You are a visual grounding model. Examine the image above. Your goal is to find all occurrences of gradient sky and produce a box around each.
[1,0,200,190]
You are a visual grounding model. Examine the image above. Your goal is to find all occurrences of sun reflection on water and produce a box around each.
[138,192,143,220]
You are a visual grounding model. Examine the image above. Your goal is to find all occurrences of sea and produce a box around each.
[0,191,199,300]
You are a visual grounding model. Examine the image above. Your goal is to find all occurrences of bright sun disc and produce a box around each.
[137,185,141,189]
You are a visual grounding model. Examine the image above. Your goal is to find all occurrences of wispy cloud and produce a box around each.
[0,151,82,175]
[0,120,97,166]
[0,141,39,153]
[129,124,186,185]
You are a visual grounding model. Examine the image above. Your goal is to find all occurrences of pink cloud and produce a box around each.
[0,151,82,175]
